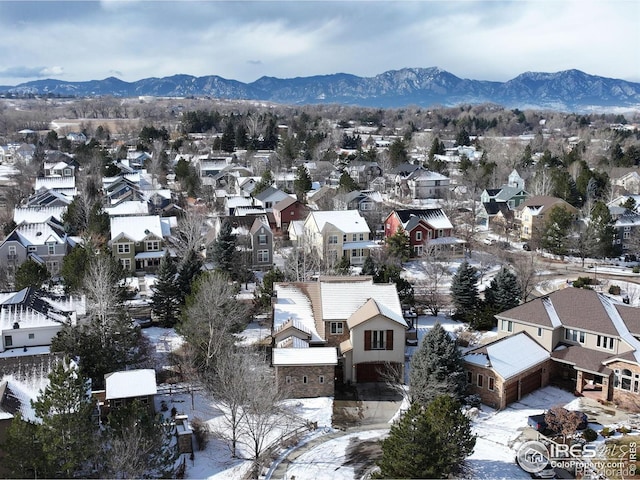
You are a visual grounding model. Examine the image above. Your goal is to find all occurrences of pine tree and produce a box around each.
[409,323,467,406]
[211,220,237,275]
[32,359,98,478]
[3,412,48,478]
[484,267,521,313]
[361,255,377,276]
[151,255,180,327]
[293,165,312,201]
[386,227,411,262]
[376,396,475,479]
[176,249,204,304]
[14,259,50,290]
[591,200,618,258]
[450,261,480,321]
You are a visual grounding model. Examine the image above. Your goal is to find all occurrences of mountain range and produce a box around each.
[1,67,639,112]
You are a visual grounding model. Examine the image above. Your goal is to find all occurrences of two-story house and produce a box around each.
[384,208,462,257]
[302,210,374,266]
[333,190,383,214]
[271,276,408,398]
[205,215,274,271]
[465,287,640,410]
[0,217,72,275]
[109,215,173,272]
[272,196,309,233]
[34,177,77,199]
[477,172,529,230]
[513,195,578,241]
[253,187,292,213]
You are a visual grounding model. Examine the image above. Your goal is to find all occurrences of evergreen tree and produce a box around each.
[2,412,48,478]
[60,246,89,293]
[409,323,467,406]
[484,267,522,313]
[151,255,180,327]
[14,259,50,290]
[176,249,204,303]
[455,128,471,147]
[376,396,475,479]
[540,206,574,255]
[32,359,98,478]
[591,200,618,258]
[252,170,274,196]
[361,255,377,276]
[388,138,408,166]
[293,165,312,201]
[338,171,359,192]
[386,227,411,262]
[428,136,445,161]
[220,120,236,153]
[450,261,480,322]
[254,267,285,310]
[212,220,237,275]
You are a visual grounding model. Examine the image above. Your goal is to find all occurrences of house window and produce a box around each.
[4,335,12,347]
[120,258,131,270]
[488,377,495,391]
[117,243,130,254]
[501,320,513,333]
[328,235,338,245]
[352,234,357,241]
[597,335,614,350]
[477,374,484,388]
[330,322,344,335]
[285,376,292,385]
[537,327,543,337]
[371,330,386,350]
[257,250,270,263]
[359,233,364,241]
[47,242,55,255]
[414,245,423,256]
[615,368,634,391]
[565,329,586,344]
[302,376,308,384]
[28,333,35,340]
[319,376,325,384]
[8,245,16,255]
[467,371,472,383]
[624,231,631,239]
[351,248,364,258]
[343,234,347,242]
[416,231,422,241]
[258,234,268,245]
[146,240,160,251]
[28,246,37,253]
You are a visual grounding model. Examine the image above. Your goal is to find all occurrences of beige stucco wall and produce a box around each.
[349,315,406,367]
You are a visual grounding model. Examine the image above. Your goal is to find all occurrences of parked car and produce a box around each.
[133,317,153,328]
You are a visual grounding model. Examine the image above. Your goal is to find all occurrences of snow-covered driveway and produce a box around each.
[466,386,577,479]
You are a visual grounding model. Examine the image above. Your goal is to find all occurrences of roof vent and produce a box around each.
[144,229,150,235]
[36,231,42,236]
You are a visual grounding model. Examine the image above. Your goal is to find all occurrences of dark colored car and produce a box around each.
[528,410,588,433]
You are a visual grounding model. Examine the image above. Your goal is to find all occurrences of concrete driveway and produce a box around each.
[332,382,404,429]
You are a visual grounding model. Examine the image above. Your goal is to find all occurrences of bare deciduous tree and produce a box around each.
[510,253,539,301]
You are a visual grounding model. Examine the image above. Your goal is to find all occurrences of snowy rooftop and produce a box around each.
[14,206,66,223]
[272,347,338,366]
[105,200,149,216]
[308,210,371,234]
[273,285,323,342]
[105,369,157,400]
[471,333,550,380]
[34,176,75,191]
[15,221,65,245]
[110,215,171,241]
[320,280,402,321]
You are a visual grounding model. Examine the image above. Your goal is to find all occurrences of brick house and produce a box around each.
[271,276,408,398]
[464,332,551,409]
[481,286,640,410]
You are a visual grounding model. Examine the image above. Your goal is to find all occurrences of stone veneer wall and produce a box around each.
[607,360,640,411]
[275,364,335,398]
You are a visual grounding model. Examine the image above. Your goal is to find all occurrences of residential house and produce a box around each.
[102,369,157,417]
[476,201,516,233]
[42,161,76,178]
[197,157,233,186]
[13,206,67,224]
[109,215,173,272]
[34,177,77,199]
[0,217,72,275]
[513,195,579,241]
[105,200,150,217]
[306,185,337,211]
[0,287,83,353]
[13,144,36,164]
[273,196,309,233]
[271,276,408,397]
[464,332,552,409]
[206,214,273,271]
[395,168,450,200]
[302,210,374,266]
[345,161,382,186]
[253,186,292,212]
[384,208,463,257]
[477,174,529,230]
[469,287,640,410]
[333,190,383,214]
[608,196,640,253]
[24,188,73,209]
[611,168,640,195]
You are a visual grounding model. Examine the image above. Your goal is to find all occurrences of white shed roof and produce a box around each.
[105,369,157,400]
[272,347,337,366]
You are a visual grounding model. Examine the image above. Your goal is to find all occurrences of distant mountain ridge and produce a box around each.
[1,67,639,111]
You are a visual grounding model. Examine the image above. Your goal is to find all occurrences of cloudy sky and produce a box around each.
[0,0,638,87]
